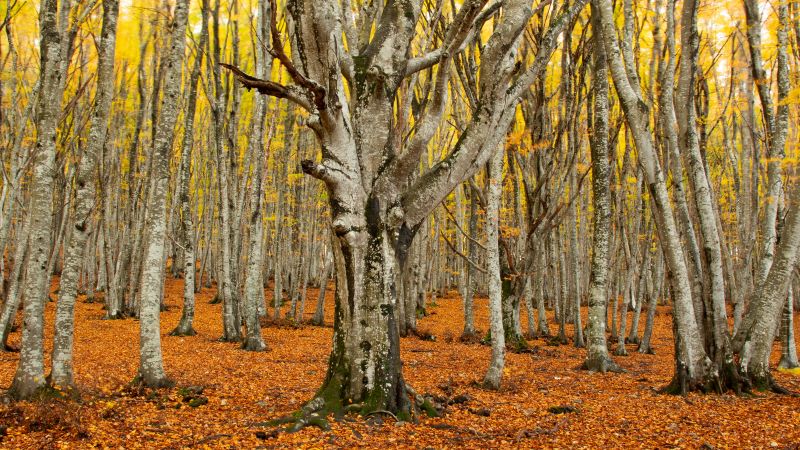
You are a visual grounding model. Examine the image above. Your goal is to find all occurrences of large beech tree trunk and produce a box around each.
[226,0,588,423]
[50,0,120,389]
[584,4,620,373]
[9,0,70,400]
[313,200,411,418]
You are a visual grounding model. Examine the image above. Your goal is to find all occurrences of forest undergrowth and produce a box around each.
[0,276,798,449]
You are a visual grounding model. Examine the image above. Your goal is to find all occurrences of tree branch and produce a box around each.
[268,0,326,110]
[220,63,314,112]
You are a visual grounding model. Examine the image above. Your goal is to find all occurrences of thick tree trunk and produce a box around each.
[135,0,189,388]
[8,0,68,400]
[584,8,621,371]
[50,0,120,390]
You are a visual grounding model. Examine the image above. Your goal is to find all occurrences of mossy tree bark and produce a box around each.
[225,0,589,423]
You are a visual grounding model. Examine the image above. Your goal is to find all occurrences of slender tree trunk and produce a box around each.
[170,0,208,337]
[777,285,799,369]
[241,0,270,351]
[483,148,505,389]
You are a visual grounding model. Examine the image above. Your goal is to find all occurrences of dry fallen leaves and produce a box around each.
[0,276,798,449]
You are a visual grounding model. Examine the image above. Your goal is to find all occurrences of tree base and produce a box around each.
[241,336,267,352]
[104,311,127,320]
[637,343,654,354]
[257,382,437,435]
[660,360,747,395]
[131,373,176,390]
[8,381,66,401]
[582,356,625,373]
[169,325,197,336]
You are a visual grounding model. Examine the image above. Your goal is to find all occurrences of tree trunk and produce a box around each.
[135,0,189,388]
[483,148,505,389]
[170,0,207,337]
[8,0,68,400]
[50,0,120,390]
[584,7,621,371]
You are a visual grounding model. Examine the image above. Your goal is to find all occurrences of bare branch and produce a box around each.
[220,63,314,112]
[268,0,326,110]
[405,0,500,76]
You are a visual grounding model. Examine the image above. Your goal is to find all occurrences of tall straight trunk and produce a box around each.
[311,256,331,326]
[569,172,584,348]
[241,0,270,351]
[639,240,663,354]
[272,108,295,319]
[50,0,120,389]
[8,0,70,400]
[462,183,478,337]
[170,0,208,337]
[483,148,505,389]
[136,0,189,388]
[208,0,240,342]
[584,7,620,371]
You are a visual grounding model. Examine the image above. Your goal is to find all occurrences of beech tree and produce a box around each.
[225,0,588,423]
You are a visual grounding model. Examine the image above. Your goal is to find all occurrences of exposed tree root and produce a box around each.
[255,383,439,436]
[659,360,761,396]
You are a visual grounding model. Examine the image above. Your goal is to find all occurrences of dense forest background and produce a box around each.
[0,0,799,447]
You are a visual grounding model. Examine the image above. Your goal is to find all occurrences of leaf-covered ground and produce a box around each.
[0,277,798,449]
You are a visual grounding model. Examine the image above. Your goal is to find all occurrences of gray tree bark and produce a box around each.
[135,0,189,388]
[50,0,120,390]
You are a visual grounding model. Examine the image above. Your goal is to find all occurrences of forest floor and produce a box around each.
[0,277,799,449]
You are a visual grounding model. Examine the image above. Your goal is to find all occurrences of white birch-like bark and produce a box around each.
[241,0,271,351]
[594,0,711,390]
[170,0,208,337]
[136,0,189,387]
